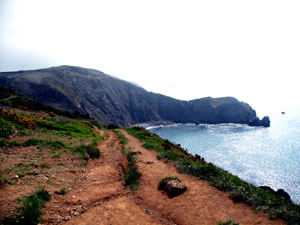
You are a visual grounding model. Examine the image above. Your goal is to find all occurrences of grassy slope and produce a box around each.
[0,99,104,223]
[123,127,300,225]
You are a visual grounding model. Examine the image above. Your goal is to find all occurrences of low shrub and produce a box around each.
[0,118,13,138]
[0,108,37,129]
[158,176,181,190]
[2,188,51,225]
[87,120,104,130]
[117,132,142,191]
[0,139,21,148]
[123,151,142,191]
[73,145,100,159]
[54,187,67,195]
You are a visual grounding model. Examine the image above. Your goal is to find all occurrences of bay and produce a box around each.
[149,106,300,203]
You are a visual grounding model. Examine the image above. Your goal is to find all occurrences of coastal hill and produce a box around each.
[0,90,297,224]
[0,65,268,127]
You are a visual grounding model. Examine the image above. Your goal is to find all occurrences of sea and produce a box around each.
[148,105,300,203]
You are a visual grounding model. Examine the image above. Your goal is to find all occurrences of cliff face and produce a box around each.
[0,65,261,126]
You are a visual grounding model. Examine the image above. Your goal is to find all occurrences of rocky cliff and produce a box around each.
[0,66,269,127]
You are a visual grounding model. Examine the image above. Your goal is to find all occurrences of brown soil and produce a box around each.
[56,130,171,225]
[0,129,285,225]
[120,130,285,225]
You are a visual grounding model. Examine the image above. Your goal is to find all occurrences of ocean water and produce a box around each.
[149,106,300,203]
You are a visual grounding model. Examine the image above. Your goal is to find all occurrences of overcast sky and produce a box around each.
[0,0,299,115]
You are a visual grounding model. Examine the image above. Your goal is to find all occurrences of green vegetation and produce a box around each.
[23,138,66,149]
[124,151,142,191]
[117,132,141,191]
[158,176,181,190]
[123,127,164,151]
[0,118,13,138]
[0,105,103,164]
[54,187,67,195]
[72,145,100,159]
[0,138,66,149]
[36,120,94,138]
[1,188,51,225]
[0,139,21,148]
[0,173,16,185]
[110,141,116,148]
[125,127,300,225]
[85,119,104,130]
[217,220,239,225]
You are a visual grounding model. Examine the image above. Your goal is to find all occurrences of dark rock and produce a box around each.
[164,180,187,198]
[0,66,259,127]
[195,154,202,161]
[260,186,291,201]
[260,186,277,195]
[277,189,291,201]
[260,116,270,127]
[248,117,261,126]
[248,116,270,127]
[106,124,119,129]
[131,151,142,155]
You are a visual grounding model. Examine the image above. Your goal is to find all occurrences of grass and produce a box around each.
[0,174,16,185]
[22,138,66,149]
[0,118,13,138]
[117,131,141,191]
[123,127,164,152]
[0,139,21,148]
[72,145,100,159]
[124,127,300,225]
[36,120,95,139]
[110,141,116,148]
[1,188,51,225]
[85,119,104,130]
[0,138,66,149]
[1,113,104,162]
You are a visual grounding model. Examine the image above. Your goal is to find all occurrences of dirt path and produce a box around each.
[120,130,285,225]
[58,130,170,225]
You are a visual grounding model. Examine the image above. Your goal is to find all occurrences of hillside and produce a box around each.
[0,99,298,224]
[0,66,267,127]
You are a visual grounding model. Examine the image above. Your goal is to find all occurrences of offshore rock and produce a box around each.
[247,116,270,127]
[260,116,270,127]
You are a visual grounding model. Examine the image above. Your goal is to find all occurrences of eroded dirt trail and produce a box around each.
[58,130,167,225]
[121,130,285,225]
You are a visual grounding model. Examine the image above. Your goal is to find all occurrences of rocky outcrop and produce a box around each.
[260,186,291,201]
[0,66,266,126]
[247,116,270,127]
[164,180,187,198]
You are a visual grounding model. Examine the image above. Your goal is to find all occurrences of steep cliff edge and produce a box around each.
[0,65,269,127]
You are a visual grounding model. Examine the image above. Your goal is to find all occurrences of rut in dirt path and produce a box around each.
[121,130,285,225]
[61,130,171,225]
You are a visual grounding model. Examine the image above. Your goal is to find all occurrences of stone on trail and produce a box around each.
[165,180,187,198]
